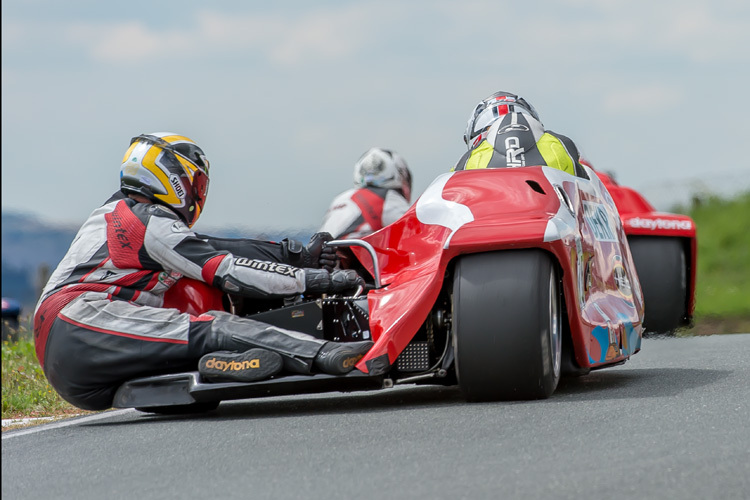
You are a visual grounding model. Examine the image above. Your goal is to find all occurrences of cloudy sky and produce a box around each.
[2,0,748,234]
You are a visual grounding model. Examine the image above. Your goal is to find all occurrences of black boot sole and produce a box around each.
[199,349,283,383]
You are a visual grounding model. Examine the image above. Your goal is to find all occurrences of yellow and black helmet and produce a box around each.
[120,132,210,227]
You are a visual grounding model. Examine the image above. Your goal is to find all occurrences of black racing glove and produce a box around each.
[305,269,365,295]
[285,232,337,272]
[308,232,337,272]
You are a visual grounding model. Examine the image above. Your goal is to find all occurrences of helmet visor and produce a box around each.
[471,105,504,136]
[193,170,209,212]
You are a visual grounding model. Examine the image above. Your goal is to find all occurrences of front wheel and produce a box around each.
[452,250,562,401]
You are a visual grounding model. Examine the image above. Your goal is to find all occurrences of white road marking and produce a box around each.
[1,409,134,440]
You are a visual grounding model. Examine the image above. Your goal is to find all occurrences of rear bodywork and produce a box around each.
[353,165,644,376]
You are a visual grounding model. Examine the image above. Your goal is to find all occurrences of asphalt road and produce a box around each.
[3,334,749,500]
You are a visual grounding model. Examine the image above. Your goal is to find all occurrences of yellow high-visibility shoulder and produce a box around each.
[465,140,495,170]
[537,133,575,175]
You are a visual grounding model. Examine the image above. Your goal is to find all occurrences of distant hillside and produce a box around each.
[1,210,314,312]
[2,212,79,271]
[2,212,78,309]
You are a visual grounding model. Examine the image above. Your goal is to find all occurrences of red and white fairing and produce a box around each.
[352,165,644,375]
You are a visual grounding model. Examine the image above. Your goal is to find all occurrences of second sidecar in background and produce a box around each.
[595,170,696,334]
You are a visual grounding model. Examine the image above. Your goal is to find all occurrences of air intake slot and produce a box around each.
[526,180,546,194]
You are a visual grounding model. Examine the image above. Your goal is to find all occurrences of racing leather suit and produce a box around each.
[453,112,587,178]
[34,192,329,410]
[319,186,410,239]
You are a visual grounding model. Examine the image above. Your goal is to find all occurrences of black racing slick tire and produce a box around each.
[627,236,688,335]
[135,401,220,415]
[452,250,562,401]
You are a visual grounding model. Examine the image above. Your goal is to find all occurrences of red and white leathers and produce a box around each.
[34,192,327,410]
[319,186,410,239]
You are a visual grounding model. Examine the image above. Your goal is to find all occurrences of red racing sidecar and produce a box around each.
[114,164,646,413]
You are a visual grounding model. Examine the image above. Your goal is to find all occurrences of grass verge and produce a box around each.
[2,327,91,422]
[685,191,750,319]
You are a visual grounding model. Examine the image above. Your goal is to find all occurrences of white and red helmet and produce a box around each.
[463,91,542,148]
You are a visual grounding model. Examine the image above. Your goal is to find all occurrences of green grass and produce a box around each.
[687,191,750,320]
[1,326,84,420]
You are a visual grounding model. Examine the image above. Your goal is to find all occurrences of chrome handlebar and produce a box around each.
[326,239,382,290]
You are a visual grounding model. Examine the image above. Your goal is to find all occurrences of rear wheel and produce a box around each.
[452,250,562,401]
[627,237,688,335]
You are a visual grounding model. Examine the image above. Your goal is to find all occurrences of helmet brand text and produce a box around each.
[170,174,185,199]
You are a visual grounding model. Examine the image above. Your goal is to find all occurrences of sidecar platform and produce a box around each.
[113,370,386,410]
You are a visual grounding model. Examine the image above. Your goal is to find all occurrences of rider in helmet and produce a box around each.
[119,133,211,228]
[452,91,587,178]
[33,132,373,411]
[319,147,413,239]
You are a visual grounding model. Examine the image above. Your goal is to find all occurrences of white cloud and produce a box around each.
[440,0,749,64]
[59,5,381,66]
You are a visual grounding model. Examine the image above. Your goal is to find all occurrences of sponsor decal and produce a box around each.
[204,357,260,371]
[582,202,617,242]
[124,160,139,175]
[171,221,188,233]
[139,176,152,186]
[291,310,305,319]
[235,258,298,277]
[612,255,633,300]
[504,137,526,167]
[627,217,692,231]
[169,174,185,199]
[157,270,182,287]
[109,211,133,249]
[101,270,118,280]
[342,354,365,369]
[497,123,530,135]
